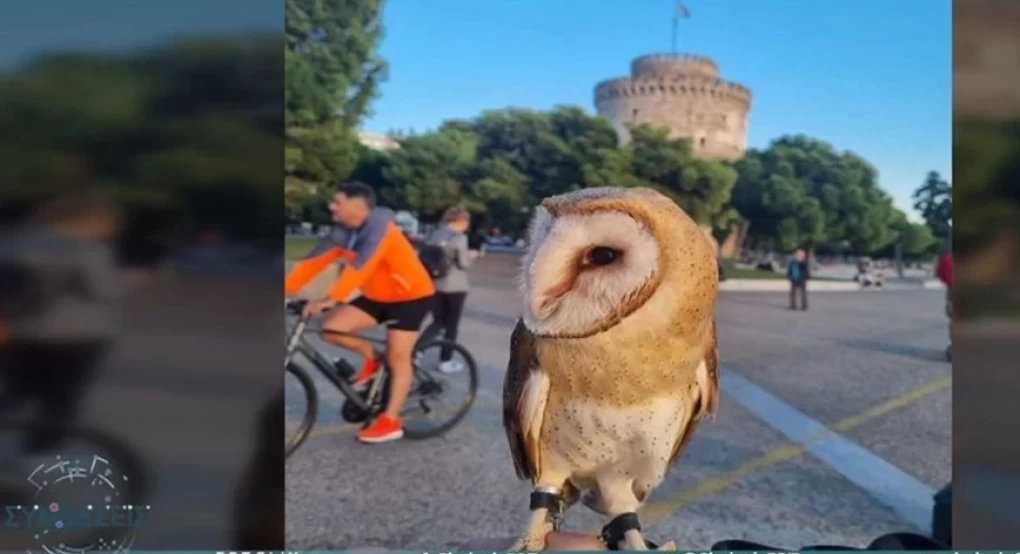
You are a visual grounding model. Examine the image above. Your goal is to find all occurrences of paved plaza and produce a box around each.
[285,254,953,550]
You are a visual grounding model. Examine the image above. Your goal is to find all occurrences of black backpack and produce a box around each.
[417,237,452,280]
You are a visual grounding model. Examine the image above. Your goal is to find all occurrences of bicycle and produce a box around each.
[284,298,478,457]
[0,420,150,552]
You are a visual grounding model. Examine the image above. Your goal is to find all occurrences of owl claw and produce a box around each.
[656,540,678,551]
[509,516,555,552]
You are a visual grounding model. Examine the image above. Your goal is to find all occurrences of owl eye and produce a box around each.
[586,246,622,267]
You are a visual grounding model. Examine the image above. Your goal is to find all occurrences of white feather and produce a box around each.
[521,211,659,336]
[518,369,551,458]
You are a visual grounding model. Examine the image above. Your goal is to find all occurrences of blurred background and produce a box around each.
[952,0,1020,547]
[0,1,283,550]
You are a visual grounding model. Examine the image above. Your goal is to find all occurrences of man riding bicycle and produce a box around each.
[285,182,435,444]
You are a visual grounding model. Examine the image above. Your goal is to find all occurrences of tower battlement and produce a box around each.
[631,53,719,79]
[594,52,753,161]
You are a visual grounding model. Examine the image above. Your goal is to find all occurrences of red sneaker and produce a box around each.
[356,414,403,443]
[352,358,381,389]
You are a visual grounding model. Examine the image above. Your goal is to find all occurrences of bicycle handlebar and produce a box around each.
[285,298,308,316]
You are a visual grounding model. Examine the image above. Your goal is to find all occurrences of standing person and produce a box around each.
[0,188,122,460]
[418,206,480,373]
[935,248,952,361]
[787,248,810,311]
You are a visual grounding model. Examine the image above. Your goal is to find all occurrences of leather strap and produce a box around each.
[600,512,644,550]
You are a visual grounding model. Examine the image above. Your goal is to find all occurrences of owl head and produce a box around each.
[519,187,718,338]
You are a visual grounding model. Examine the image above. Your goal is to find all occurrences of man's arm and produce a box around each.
[284,233,351,296]
[326,219,396,302]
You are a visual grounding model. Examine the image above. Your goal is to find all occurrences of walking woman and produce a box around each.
[419,206,480,373]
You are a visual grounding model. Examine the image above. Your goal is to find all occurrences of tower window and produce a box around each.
[632,108,639,119]
[699,137,706,146]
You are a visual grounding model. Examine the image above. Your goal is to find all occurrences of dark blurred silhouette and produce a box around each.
[233,390,285,549]
[954,0,1020,546]
[0,2,284,548]
[0,188,121,457]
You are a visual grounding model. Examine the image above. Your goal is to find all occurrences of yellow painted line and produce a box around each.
[632,374,951,526]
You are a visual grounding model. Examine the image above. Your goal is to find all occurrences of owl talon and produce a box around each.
[509,519,554,552]
[656,540,678,551]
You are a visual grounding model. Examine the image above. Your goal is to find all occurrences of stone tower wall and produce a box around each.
[594,53,752,161]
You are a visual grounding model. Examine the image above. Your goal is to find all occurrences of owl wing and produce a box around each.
[667,319,720,467]
[503,318,550,481]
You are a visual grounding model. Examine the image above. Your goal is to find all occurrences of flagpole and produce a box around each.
[671,3,679,53]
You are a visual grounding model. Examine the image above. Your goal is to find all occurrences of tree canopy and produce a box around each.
[340,112,947,258]
[285,0,387,221]
[0,33,283,258]
[732,135,908,255]
[912,170,952,246]
[352,106,737,236]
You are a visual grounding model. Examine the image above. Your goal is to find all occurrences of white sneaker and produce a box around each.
[437,360,463,374]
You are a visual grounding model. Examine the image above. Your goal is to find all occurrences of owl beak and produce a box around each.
[531,295,556,319]
[531,281,571,319]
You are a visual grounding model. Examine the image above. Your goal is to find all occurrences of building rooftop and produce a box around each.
[357,131,400,151]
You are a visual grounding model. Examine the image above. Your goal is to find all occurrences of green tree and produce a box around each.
[285,0,387,210]
[0,34,284,251]
[732,135,900,254]
[464,106,629,202]
[626,126,738,227]
[911,170,952,244]
[353,106,746,236]
[383,128,479,218]
[899,221,937,257]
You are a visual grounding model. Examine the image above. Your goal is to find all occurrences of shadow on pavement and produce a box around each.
[839,338,949,363]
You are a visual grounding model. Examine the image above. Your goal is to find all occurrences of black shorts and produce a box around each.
[350,295,434,331]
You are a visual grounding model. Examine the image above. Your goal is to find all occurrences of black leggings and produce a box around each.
[418,292,467,361]
[0,340,107,454]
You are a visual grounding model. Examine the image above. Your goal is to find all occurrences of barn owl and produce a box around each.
[502,186,720,551]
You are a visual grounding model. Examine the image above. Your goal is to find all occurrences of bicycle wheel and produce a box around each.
[399,339,478,439]
[0,420,149,553]
[285,362,318,458]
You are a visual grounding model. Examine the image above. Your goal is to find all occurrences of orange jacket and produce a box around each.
[285,208,435,303]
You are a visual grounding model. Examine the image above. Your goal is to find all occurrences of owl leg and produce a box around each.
[596,480,653,551]
[508,482,571,552]
[561,479,581,511]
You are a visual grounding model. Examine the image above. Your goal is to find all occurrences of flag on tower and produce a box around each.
[676,1,691,19]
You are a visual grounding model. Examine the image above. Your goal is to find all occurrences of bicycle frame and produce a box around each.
[284,316,390,414]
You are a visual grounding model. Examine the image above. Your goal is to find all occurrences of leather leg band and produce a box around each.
[601,512,656,550]
[529,490,562,513]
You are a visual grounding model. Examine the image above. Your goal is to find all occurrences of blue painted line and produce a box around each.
[721,369,936,532]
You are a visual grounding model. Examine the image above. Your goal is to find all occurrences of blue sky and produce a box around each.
[364,0,951,220]
[0,0,280,68]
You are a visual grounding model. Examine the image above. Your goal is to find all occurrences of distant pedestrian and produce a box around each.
[787,248,809,311]
[418,206,481,373]
[935,248,952,360]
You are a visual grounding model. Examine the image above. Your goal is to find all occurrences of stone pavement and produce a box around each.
[285,253,951,550]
